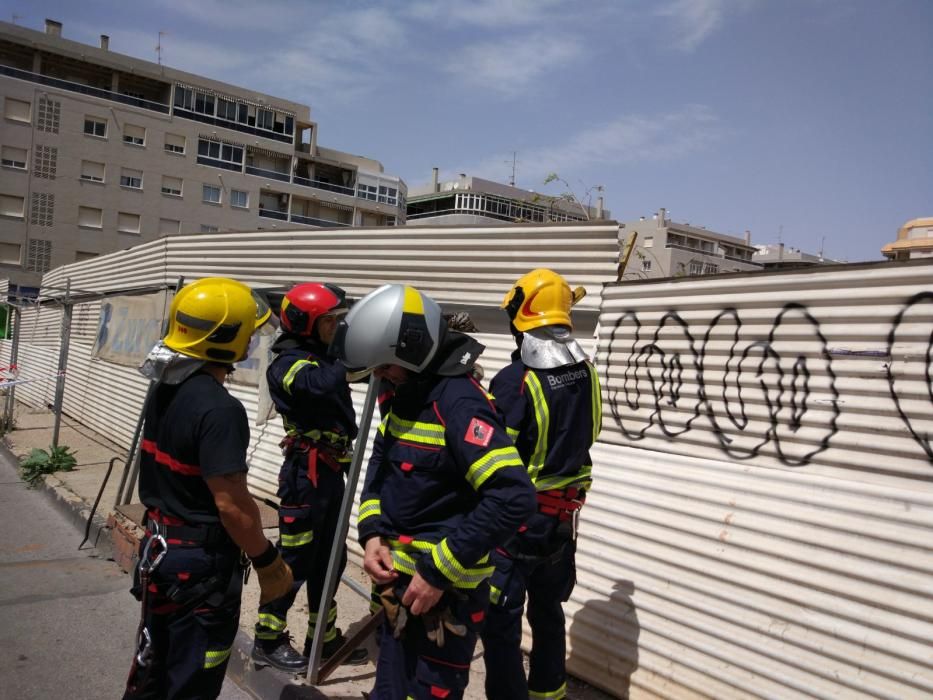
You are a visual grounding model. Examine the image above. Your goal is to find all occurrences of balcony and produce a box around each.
[258,208,288,221]
[245,165,290,182]
[293,176,355,197]
[291,213,351,228]
[0,64,170,113]
[196,156,242,172]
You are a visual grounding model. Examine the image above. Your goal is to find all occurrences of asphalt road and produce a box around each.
[0,448,252,700]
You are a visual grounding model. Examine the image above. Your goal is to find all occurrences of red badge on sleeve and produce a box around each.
[465,417,494,447]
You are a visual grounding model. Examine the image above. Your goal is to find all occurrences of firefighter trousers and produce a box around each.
[123,536,243,700]
[481,516,577,700]
[370,577,489,700]
[256,453,347,647]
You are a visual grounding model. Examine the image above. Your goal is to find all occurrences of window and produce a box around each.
[200,224,219,233]
[1,146,27,169]
[36,97,61,133]
[159,218,180,236]
[80,160,105,183]
[173,86,193,111]
[25,239,52,273]
[643,236,653,248]
[32,145,57,179]
[704,263,719,274]
[196,139,243,170]
[122,124,146,146]
[230,190,248,208]
[120,168,143,189]
[642,259,652,271]
[0,242,21,264]
[4,98,31,123]
[194,91,215,116]
[257,108,274,131]
[118,212,141,234]
[161,175,183,197]
[0,194,25,219]
[217,98,237,121]
[202,184,221,204]
[357,184,377,201]
[83,117,107,138]
[688,260,704,276]
[78,206,103,228]
[30,193,54,226]
[164,133,186,154]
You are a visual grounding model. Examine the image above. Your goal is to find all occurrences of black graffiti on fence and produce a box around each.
[606,302,841,466]
[886,291,933,461]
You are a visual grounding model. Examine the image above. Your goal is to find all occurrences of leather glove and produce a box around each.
[423,607,467,648]
[378,584,409,639]
[250,541,294,605]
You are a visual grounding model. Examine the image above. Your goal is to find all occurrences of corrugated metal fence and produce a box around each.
[2,225,931,699]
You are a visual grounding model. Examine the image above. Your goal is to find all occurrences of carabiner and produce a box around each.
[135,626,153,667]
[139,534,168,576]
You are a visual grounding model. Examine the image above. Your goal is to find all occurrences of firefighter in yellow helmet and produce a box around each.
[124,278,294,700]
[481,268,602,700]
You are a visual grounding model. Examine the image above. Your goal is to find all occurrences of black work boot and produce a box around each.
[251,634,308,672]
[304,629,368,666]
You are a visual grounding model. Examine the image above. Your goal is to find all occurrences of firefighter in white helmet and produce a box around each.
[332,283,536,700]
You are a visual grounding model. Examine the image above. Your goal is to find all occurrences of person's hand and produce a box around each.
[254,551,294,605]
[401,572,443,616]
[363,537,398,584]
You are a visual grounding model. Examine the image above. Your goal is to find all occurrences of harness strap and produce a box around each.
[145,510,229,547]
[536,487,584,521]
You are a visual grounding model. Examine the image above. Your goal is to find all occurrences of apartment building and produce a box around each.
[881,217,933,261]
[753,243,841,269]
[406,171,606,225]
[620,208,761,279]
[0,19,406,291]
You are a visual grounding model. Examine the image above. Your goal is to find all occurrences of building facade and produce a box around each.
[406,171,605,225]
[619,208,760,279]
[753,243,842,270]
[881,217,933,261]
[0,19,406,290]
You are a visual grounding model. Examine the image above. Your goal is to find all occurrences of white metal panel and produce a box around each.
[581,260,933,697]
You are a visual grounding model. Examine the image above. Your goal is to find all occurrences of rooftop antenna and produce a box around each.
[11,13,21,24]
[778,224,783,244]
[156,31,167,66]
[504,151,518,187]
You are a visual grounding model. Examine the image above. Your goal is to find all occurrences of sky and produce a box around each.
[8,0,932,262]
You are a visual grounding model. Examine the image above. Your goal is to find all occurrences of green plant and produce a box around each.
[20,445,77,488]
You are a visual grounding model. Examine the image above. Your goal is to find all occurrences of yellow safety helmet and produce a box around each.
[164,277,271,363]
[501,268,585,332]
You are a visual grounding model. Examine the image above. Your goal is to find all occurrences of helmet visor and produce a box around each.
[250,289,273,329]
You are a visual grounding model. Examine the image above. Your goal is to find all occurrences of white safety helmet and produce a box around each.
[332,284,444,373]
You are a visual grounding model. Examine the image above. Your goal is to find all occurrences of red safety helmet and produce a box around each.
[280,282,348,337]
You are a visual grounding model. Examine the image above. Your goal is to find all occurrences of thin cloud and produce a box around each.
[456,105,724,185]
[444,34,583,96]
[406,0,567,28]
[657,0,743,51]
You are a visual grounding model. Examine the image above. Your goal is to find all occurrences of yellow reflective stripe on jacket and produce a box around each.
[389,538,492,589]
[490,584,502,605]
[431,538,495,587]
[506,426,520,441]
[280,530,313,547]
[382,413,446,446]
[534,465,592,492]
[589,361,603,442]
[523,372,550,483]
[282,358,319,394]
[358,499,381,524]
[529,681,567,699]
[466,446,524,490]
[204,646,232,669]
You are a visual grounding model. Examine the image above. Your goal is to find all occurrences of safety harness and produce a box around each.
[280,432,349,487]
[535,486,584,522]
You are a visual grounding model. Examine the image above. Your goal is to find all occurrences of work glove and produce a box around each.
[423,607,467,648]
[378,584,409,639]
[250,541,294,605]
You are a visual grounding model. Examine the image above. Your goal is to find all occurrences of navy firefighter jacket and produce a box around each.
[266,333,358,443]
[357,336,536,591]
[490,351,602,493]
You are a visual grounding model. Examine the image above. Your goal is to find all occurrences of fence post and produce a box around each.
[3,304,22,431]
[51,279,73,449]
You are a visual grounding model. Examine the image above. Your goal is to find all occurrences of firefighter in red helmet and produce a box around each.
[251,282,367,670]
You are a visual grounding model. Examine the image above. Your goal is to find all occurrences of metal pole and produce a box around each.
[3,305,22,431]
[306,379,379,684]
[51,279,73,449]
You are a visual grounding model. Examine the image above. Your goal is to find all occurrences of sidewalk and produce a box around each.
[3,402,612,699]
